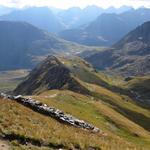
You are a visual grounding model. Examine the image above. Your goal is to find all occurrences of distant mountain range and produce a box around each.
[0,21,90,70]
[0,6,150,76]
[59,8,150,46]
[0,7,65,33]
[57,5,133,28]
[85,21,150,76]
[0,5,134,34]
[58,6,104,28]
[0,5,15,15]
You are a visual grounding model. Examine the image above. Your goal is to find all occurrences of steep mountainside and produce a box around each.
[0,21,92,70]
[123,76,150,106]
[9,55,150,149]
[0,7,65,33]
[86,21,150,76]
[14,56,90,95]
[14,54,124,96]
[1,92,150,149]
[59,8,150,46]
[14,54,119,96]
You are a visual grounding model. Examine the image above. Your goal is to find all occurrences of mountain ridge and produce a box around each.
[0,7,65,33]
[0,20,94,70]
[86,21,150,76]
[59,8,150,46]
[14,55,90,95]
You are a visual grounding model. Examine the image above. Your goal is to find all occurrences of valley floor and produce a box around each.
[0,70,29,92]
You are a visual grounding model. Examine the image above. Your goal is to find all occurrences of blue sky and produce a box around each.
[0,0,150,9]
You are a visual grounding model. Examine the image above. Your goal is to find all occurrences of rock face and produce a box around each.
[86,21,150,76]
[0,93,100,133]
[14,56,90,95]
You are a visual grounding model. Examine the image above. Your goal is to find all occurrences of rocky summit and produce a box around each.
[14,55,89,95]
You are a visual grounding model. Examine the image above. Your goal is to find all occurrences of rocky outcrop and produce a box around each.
[0,93,100,133]
[14,55,90,95]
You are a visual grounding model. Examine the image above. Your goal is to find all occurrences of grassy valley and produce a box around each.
[0,70,29,92]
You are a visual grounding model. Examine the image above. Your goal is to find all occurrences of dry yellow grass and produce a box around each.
[34,90,150,149]
[0,97,148,150]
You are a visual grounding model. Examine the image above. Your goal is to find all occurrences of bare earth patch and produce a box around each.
[0,140,10,150]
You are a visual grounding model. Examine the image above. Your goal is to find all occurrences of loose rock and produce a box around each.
[0,93,100,133]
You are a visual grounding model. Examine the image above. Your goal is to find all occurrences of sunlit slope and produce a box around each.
[13,55,150,133]
[123,76,150,105]
[11,55,150,149]
[75,78,150,131]
[32,90,150,150]
[14,55,125,95]
[0,97,145,150]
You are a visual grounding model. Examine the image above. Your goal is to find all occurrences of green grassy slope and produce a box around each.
[0,97,145,150]
[124,76,150,101]
[33,90,150,149]
[1,56,150,149]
